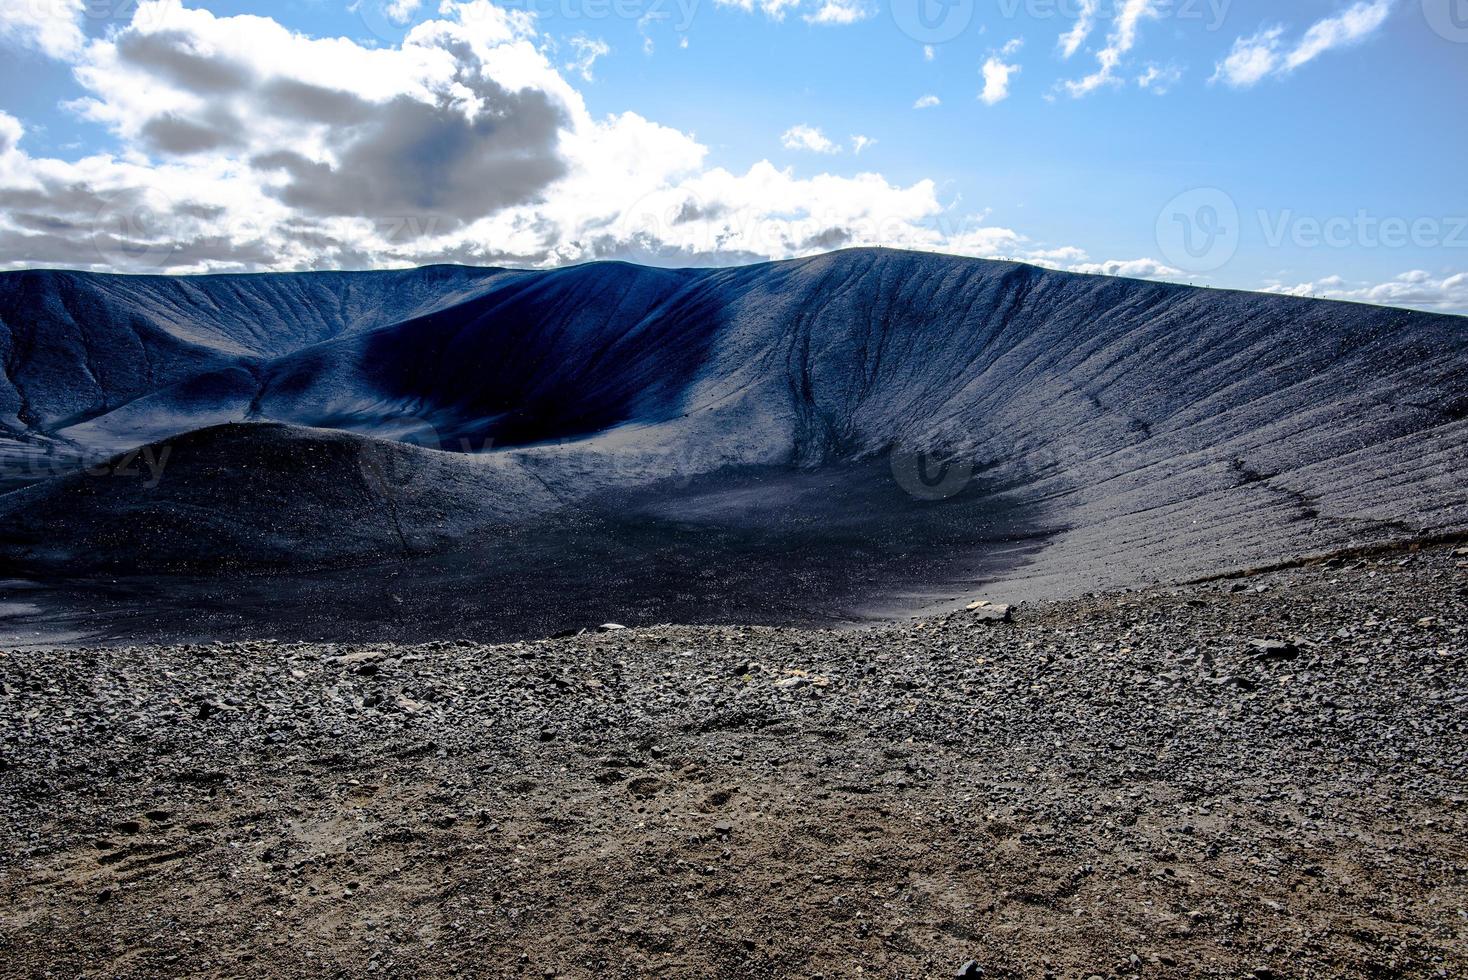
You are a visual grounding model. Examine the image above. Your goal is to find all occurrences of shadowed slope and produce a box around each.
[0,423,558,571]
[0,265,513,451]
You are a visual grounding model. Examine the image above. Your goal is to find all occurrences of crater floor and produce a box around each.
[3,543,1464,978]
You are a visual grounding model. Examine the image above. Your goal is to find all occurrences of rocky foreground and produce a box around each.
[1,544,1465,978]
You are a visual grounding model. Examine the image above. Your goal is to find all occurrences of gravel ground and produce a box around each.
[1,543,1465,978]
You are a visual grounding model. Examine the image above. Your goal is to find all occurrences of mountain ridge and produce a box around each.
[1,248,1464,621]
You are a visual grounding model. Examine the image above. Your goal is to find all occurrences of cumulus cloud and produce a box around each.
[1063,0,1159,97]
[0,0,1220,294]
[0,0,86,59]
[979,41,1024,105]
[1213,1,1394,88]
[1069,257,1183,279]
[0,2,1025,274]
[1017,245,1180,281]
[849,134,876,154]
[1263,270,1468,314]
[781,124,841,154]
[913,94,940,109]
[980,55,1021,105]
[385,0,426,22]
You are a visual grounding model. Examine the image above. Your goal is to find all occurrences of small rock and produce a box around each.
[597,623,626,632]
[966,601,1012,623]
[955,961,983,979]
[1248,639,1299,662]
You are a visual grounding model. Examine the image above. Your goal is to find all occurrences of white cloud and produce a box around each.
[850,134,876,154]
[0,0,1259,298]
[385,0,425,23]
[1137,63,1183,94]
[781,124,841,154]
[713,0,803,20]
[1263,270,1468,313]
[3,2,1012,273]
[1286,0,1394,72]
[803,0,873,25]
[923,45,935,62]
[0,0,87,59]
[1213,1,1394,89]
[1063,0,1159,97]
[1069,257,1183,279]
[913,94,941,109]
[1058,0,1099,59]
[1212,27,1284,87]
[1025,246,1089,264]
[980,51,1021,105]
[566,34,610,81]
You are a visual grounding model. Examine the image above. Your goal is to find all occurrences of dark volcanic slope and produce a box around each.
[1,249,1465,604]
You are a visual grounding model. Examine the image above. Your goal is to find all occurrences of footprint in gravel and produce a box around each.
[699,789,735,811]
[628,777,663,798]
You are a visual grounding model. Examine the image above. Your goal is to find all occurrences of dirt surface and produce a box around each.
[2,544,1465,978]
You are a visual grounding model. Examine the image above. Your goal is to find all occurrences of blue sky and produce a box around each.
[0,0,1464,311]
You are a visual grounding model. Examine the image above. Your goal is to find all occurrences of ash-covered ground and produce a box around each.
[2,543,1464,978]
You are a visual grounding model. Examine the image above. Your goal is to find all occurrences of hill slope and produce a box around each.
[1,249,1464,622]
